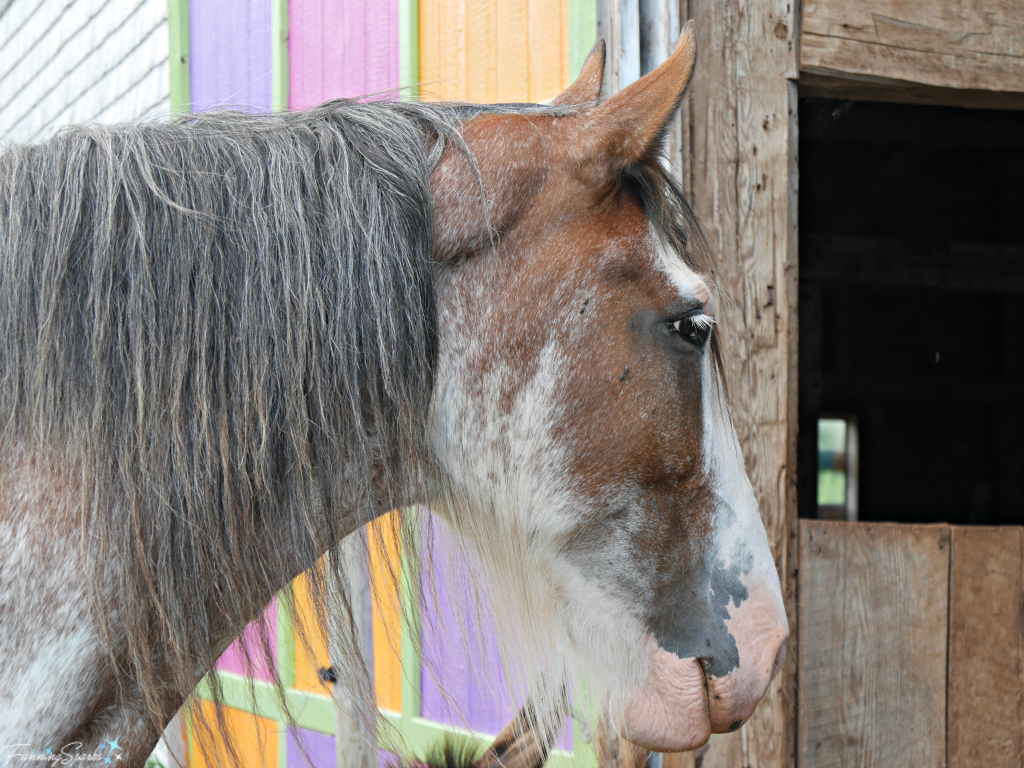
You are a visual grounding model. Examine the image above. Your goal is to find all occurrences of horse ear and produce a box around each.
[578,21,696,169]
[551,38,606,107]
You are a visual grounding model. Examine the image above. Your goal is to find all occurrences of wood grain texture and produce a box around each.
[289,0,399,110]
[369,512,403,712]
[496,0,529,101]
[292,569,333,695]
[419,0,571,102]
[189,700,279,768]
[948,526,1024,768]
[801,0,1024,97]
[190,0,272,112]
[798,520,951,768]
[683,0,798,764]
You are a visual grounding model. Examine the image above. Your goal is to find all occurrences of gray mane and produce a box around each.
[0,98,507,733]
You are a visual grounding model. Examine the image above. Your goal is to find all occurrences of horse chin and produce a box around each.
[621,644,711,752]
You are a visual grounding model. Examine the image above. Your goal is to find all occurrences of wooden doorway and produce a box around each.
[795,98,1024,766]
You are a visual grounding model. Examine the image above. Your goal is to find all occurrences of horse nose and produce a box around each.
[705,617,788,733]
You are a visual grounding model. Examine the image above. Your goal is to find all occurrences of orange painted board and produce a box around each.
[527,0,565,101]
[467,0,498,102]
[496,0,529,101]
[291,568,333,695]
[190,701,279,768]
[369,512,403,712]
[421,0,572,103]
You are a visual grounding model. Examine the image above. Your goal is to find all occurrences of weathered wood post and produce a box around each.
[684,0,800,765]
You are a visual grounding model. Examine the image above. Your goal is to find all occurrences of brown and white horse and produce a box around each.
[0,24,786,763]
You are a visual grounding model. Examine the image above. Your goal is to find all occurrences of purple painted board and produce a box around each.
[288,728,336,768]
[190,0,273,112]
[419,523,572,749]
[289,0,399,110]
[216,599,278,682]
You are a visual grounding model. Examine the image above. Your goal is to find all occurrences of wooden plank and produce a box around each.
[567,0,597,82]
[369,512,403,712]
[798,520,950,768]
[496,0,529,101]
[418,0,440,99]
[684,0,799,763]
[948,526,1024,768]
[189,700,279,768]
[271,0,288,111]
[467,0,497,103]
[398,0,418,99]
[801,0,1024,100]
[168,0,190,113]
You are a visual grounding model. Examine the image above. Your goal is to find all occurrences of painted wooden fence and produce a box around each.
[799,520,1024,768]
[172,2,597,765]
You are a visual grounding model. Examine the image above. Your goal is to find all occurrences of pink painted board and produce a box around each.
[216,599,278,682]
[289,0,399,110]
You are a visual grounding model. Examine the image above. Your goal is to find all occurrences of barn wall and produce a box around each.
[801,0,1024,107]
[419,0,576,103]
[684,0,800,765]
[189,0,273,112]
[0,0,170,143]
[288,0,400,109]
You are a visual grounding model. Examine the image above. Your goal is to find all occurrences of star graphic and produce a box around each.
[45,750,52,755]
[106,740,121,752]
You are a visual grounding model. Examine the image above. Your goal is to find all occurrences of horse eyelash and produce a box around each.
[690,313,715,331]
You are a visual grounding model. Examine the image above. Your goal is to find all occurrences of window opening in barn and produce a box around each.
[817,416,858,522]
[797,97,1024,526]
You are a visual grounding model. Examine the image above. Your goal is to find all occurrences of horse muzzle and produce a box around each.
[621,583,789,751]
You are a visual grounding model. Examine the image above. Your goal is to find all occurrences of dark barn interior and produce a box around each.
[798,97,1024,526]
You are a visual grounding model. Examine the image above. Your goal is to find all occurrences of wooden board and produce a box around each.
[684,0,800,764]
[189,700,279,768]
[801,0,1024,104]
[288,0,399,110]
[418,0,571,103]
[948,526,1024,768]
[798,520,950,768]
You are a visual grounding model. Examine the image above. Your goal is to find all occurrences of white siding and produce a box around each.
[0,0,169,143]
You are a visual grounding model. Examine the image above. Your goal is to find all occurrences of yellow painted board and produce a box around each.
[370,512,403,712]
[291,568,332,695]
[190,701,279,768]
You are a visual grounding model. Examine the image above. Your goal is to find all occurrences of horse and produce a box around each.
[0,22,787,765]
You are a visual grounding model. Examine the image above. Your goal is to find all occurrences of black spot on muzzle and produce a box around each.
[648,555,750,679]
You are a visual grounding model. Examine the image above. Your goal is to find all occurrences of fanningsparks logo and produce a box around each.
[1,740,123,765]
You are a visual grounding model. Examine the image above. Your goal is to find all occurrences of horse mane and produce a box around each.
[0,99,478,735]
[0,94,717,751]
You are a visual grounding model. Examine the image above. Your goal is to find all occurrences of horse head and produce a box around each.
[425,23,788,752]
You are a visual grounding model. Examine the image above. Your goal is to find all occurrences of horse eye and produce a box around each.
[670,317,709,347]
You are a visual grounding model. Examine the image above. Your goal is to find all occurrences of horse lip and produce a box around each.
[696,656,712,724]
